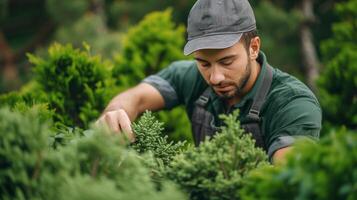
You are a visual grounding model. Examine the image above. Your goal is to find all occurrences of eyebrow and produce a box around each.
[194,54,237,63]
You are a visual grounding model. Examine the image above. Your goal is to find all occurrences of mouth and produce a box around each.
[213,85,235,93]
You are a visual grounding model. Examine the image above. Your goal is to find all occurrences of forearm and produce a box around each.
[103,89,141,122]
[102,83,165,122]
[272,146,292,165]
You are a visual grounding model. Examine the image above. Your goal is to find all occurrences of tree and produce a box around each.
[299,0,320,92]
[317,0,357,130]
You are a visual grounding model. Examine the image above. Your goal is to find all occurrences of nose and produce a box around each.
[209,66,225,85]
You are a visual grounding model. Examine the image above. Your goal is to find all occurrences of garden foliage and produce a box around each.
[1,6,356,200]
[0,107,187,200]
[240,128,357,200]
[166,110,269,200]
[318,0,357,130]
[27,43,118,128]
[131,111,186,166]
[112,9,185,86]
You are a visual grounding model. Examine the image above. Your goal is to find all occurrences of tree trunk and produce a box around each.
[0,31,20,90]
[300,0,320,93]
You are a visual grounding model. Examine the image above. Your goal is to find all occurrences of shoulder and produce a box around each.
[263,67,322,136]
[263,68,322,160]
[143,60,207,108]
[268,68,320,108]
[158,60,199,78]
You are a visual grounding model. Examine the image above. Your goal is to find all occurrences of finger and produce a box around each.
[104,111,120,132]
[116,109,135,141]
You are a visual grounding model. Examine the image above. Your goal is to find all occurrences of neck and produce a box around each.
[226,60,261,107]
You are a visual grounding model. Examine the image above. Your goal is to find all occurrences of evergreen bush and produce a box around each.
[0,91,52,124]
[27,43,118,128]
[132,111,186,166]
[0,107,187,200]
[112,9,185,86]
[240,128,357,200]
[166,110,268,200]
[0,108,58,199]
[318,0,357,130]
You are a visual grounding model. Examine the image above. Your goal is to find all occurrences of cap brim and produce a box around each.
[183,33,243,56]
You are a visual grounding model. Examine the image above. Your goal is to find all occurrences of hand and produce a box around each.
[96,109,135,142]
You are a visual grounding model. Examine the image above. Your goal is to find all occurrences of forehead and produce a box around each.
[193,41,246,60]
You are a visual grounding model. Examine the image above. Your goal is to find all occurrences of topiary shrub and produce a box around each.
[112,9,193,143]
[166,110,269,200]
[240,128,357,200]
[27,43,118,128]
[317,0,357,130]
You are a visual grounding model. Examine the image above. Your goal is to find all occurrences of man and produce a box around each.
[97,0,321,163]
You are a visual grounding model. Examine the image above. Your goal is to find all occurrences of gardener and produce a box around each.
[97,0,321,163]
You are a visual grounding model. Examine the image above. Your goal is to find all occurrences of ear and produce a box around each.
[249,36,260,60]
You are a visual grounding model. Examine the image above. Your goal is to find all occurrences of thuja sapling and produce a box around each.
[166,110,269,200]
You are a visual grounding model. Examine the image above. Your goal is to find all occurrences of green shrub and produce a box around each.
[0,90,53,124]
[27,43,118,128]
[112,9,192,143]
[132,111,186,166]
[0,108,57,199]
[166,110,268,200]
[112,9,185,86]
[55,127,186,200]
[0,107,187,200]
[317,0,357,130]
[240,128,357,200]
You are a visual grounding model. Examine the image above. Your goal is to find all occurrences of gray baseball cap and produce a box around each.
[183,0,256,55]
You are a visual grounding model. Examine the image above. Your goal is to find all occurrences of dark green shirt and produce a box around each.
[143,52,321,159]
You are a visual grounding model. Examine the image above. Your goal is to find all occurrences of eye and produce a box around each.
[221,60,233,66]
[199,62,211,68]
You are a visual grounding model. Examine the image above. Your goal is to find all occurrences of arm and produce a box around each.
[266,96,321,164]
[96,82,165,140]
[272,146,292,164]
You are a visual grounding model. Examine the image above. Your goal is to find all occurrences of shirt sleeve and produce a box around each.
[142,60,201,110]
[266,96,322,160]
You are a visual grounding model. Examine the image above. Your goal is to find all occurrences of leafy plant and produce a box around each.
[27,43,118,128]
[112,9,185,86]
[0,107,57,199]
[0,86,53,124]
[317,0,357,130]
[0,107,187,200]
[240,127,357,200]
[132,111,186,166]
[166,110,268,200]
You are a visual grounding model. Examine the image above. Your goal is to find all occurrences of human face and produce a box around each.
[194,41,252,99]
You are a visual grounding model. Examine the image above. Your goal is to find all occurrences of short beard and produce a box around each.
[219,59,252,100]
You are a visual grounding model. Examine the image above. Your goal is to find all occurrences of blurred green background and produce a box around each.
[0,0,345,91]
[0,0,356,138]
